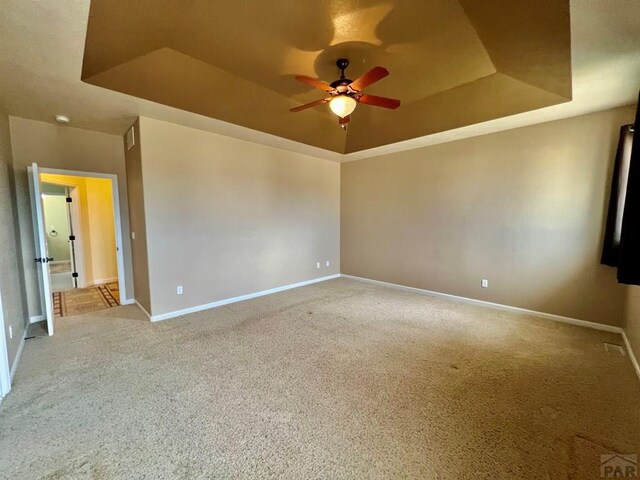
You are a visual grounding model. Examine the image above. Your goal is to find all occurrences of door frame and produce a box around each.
[38,168,129,303]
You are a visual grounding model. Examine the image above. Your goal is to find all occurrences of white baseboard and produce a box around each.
[341,274,624,334]
[29,314,45,324]
[120,298,135,306]
[10,331,27,381]
[621,330,640,382]
[149,274,340,322]
[135,300,151,319]
[85,277,118,287]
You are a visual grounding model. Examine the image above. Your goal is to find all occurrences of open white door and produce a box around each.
[0,289,12,398]
[28,163,54,336]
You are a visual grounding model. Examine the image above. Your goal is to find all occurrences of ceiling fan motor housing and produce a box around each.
[331,58,353,93]
[330,79,353,93]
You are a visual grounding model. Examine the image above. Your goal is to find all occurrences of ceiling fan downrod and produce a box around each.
[336,58,349,80]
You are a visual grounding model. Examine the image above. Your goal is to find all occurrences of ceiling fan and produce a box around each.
[290,58,400,127]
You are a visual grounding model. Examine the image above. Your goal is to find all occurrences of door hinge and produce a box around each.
[66,197,72,203]
[69,235,75,241]
[72,272,78,278]
[34,257,54,263]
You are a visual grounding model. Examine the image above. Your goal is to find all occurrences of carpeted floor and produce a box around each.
[1,278,639,479]
[52,282,119,317]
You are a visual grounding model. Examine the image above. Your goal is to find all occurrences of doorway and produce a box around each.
[29,165,127,335]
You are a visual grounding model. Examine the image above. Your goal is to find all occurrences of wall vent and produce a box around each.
[126,126,135,151]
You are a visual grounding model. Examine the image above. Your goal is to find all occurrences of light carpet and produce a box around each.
[1,278,638,479]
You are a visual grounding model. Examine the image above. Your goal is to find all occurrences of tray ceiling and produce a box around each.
[82,0,571,154]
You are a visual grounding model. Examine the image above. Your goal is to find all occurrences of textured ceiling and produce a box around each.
[81,0,572,154]
[2,1,638,162]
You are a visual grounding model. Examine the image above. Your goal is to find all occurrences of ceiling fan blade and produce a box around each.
[289,97,330,113]
[339,115,351,125]
[358,94,401,110]
[349,66,389,92]
[294,75,334,92]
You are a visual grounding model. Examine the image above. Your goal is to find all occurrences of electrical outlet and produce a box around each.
[316,262,320,269]
[8,325,12,339]
[326,260,330,267]
[481,279,489,288]
[177,285,183,295]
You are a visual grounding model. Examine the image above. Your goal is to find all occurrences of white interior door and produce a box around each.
[0,289,12,398]
[29,163,54,336]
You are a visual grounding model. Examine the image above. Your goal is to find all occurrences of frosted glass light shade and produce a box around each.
[329,95,357,118]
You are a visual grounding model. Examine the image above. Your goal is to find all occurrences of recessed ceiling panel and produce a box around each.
[82,0,571,154]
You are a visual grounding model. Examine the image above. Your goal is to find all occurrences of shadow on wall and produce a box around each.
[529,263,624,325]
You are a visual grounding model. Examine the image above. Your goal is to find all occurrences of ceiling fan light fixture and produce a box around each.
[329,95,357,118]
[291,61,398,125]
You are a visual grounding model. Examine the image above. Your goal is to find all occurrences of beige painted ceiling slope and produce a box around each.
[0,0,638,160]
[81,0,572,154]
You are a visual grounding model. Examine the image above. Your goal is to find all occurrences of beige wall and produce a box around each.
[123,121,151,313]
[342,106,636,327]
[0,112,28,371]
[85,177,117,283]
[138,116,340,316]
[625,287,640,365]
[9,117,134,317]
